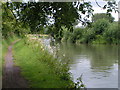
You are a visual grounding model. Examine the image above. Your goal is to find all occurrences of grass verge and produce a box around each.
[13,38,74,88]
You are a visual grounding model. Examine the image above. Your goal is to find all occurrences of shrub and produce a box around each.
[73,28,83,39]
[62,30,71,42]
[93,19,110,35]
[92,35,106,44]
[103,22,120,44]
[67,33,76,43]
[79,28,95,43]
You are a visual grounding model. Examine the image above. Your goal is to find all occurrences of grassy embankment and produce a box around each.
[13,37,74,88]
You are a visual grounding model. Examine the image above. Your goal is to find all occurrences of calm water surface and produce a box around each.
[41,38,118,88]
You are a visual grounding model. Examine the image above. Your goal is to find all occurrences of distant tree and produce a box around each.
[92,13,114,22]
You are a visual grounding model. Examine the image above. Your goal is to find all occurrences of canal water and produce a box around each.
[40,37,118,88]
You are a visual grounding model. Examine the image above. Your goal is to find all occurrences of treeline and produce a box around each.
[61,15,120,44]
[2,1,119,44]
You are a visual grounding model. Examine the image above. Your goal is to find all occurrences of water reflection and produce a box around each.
[41,38,118,88]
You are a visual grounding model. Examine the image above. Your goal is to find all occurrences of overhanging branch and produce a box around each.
[95,0,102,8]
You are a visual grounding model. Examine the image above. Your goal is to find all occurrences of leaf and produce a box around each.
[103,5,107,9]
[82,10,86,14]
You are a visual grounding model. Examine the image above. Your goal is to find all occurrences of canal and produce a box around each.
[41,37,118,88]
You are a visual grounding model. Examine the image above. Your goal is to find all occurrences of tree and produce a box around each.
[2,3,16,38]
[2,3,30,38]
[92,13,114,22]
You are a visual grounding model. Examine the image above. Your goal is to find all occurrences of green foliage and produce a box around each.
[92,19,110,35]
[80,28,95,43]
[62,27,96,44]
[92,13,114,22]
[92,35,106,44]
[2,3,15,38]
[73,28,83,40]
[62,19,119,44]
[103,22,120,44]
[2,3,30,38]
[61,27,70,42]
[67,33,76,43]
[75,75,86,88]
[62,27,84,43]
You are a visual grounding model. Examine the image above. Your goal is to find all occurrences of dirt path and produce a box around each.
[2,40,28,88]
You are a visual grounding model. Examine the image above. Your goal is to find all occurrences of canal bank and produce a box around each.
[12,38,75,88]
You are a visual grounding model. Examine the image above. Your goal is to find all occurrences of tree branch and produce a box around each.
[95,0,102,8]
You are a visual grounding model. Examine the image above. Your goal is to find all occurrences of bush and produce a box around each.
[92,35,106,44]
[103,22,120,44]
[93,19,110,35]
[79,28,95,43]
[67,33,76,43]
[62,30,71,42]
[73,28,83,40]
[62,28,84,43]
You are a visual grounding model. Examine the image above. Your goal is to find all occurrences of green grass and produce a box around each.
[13,39,73,88]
